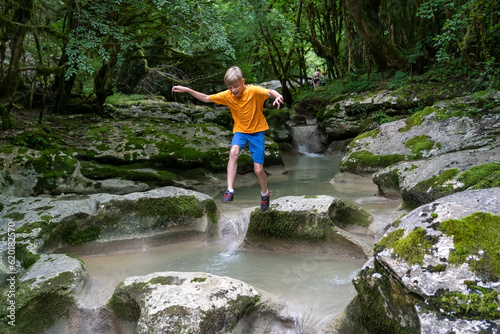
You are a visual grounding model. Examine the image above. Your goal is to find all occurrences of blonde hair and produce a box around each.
[224,66,243,86]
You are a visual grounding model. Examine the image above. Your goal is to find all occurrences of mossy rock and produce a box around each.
[340,150,407,174]
[0,254,87,334]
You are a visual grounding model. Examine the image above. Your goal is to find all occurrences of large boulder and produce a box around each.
[0,186,219,279]
[108,271,298,334]
[0,96,285,196]
[317,90,419,142]
[373,148,500,208]
[336,91,500,207]
[333,188,500,334]
[243,195,374,258]
[0,254,88,333]
[0,145,149,197]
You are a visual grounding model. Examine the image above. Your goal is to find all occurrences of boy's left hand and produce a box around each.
[273,95,284,109]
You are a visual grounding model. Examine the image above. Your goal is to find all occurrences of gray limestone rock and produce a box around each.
[108,271,298,334]
[243,195,374,258]
[333,188,500,334]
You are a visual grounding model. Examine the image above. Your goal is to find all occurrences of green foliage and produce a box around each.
[387,71,409,90]
[0,104,15,130]
[440,212,500,281]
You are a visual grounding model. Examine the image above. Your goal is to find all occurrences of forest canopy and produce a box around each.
[0,0,499,116]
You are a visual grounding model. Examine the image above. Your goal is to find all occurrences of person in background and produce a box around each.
[312,69,321,89]
[171,66,283,212]
[321,70,327,86]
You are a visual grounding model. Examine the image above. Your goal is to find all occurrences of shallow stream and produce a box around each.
[74,153,402,328]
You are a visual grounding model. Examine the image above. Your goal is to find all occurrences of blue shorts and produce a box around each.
[231,132,266,165]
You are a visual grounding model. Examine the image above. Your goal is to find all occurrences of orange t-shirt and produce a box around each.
[209,85,270,133]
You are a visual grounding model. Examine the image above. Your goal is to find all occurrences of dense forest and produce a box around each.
[0,0,499,124]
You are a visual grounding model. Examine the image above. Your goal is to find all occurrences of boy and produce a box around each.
[172,66,284,212]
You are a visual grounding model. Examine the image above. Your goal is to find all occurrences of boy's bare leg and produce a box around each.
[226,145,240,190]
[254,162,268,194]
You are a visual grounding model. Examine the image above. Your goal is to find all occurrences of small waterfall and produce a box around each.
[289,125,327,155]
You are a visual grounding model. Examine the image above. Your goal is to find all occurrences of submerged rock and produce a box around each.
[332,188,500,334]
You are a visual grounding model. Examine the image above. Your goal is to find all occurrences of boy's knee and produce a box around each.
[229,146,240,160]
[254,164,264,174]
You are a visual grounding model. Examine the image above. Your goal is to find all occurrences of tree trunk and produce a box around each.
[94,45,118,111]
[345,0,406,70]
[0,0,34,99]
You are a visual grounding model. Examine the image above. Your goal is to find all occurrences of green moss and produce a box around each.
[3,212,25,221]
[249,209,331,241]
[8,127,65,150]
[458,162,500,190]
[341,150,406,172]
[199,295,260,333]
[372,168,400,192]
[149,276,177,285]
[374,228,404,253]
[85,125,112,139]
[439,212,500,281]
[392,227,436,265]
[332,200,372,228]
[25,150,78,193]
[108,283,143,322]
[191,277,207,283]
[114,196,205,219]
[406,168,461,207]
[15,221,52,238]
[375,227,436,265]
[352,129,381,142]
[342,264,420,333]
[80,161,177,183]
[399,107,435,132]
[63,223,101,245]
[1,271,77,333]
[204,199,218,224]
[14,243,41,269]
[428,284,500,320]
[404,135,439,158]
[425,263,447,272]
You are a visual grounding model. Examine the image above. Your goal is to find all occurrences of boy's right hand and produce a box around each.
[172,85,187,93]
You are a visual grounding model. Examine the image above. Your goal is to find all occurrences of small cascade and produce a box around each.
[289,125,327,154]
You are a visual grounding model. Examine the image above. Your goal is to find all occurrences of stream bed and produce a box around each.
[74,153,402,327]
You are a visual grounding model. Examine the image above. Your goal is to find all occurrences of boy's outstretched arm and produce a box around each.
[268,90,284,109]
[172,85,211,103]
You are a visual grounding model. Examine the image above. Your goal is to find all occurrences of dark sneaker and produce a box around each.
[221,190,234,203]
[261,191,270,212]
